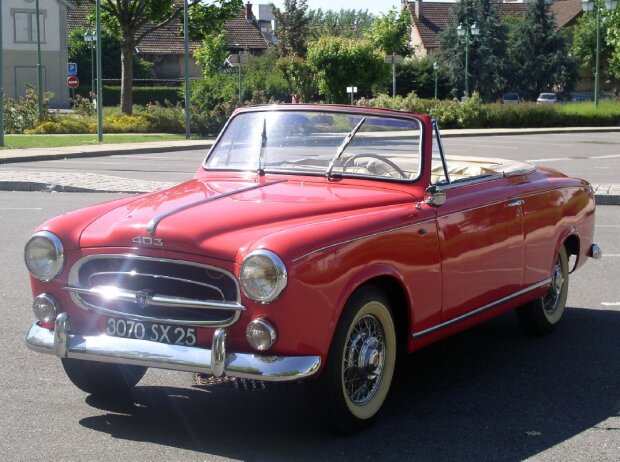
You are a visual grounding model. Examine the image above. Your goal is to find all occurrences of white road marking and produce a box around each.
[602,254,620,257]
[596,225,620,227]
[526,158,571,162]
[0,208,43,210]
[589,154,620,159]
[601,302,620,306]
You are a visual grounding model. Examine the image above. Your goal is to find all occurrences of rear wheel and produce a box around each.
[517,246,569,335]
[61,358,146,397]
[316,286,397,433]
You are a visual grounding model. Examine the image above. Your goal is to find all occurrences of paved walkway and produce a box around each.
[0,130,618,204]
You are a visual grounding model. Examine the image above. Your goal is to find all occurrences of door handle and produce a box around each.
[507,200,524,207]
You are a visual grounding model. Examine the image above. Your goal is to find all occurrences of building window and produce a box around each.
[13,10,46,43]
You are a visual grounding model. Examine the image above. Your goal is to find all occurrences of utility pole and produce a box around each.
[183,0,191,139]
[96,0,103,142]
[0,1,4,147]
[35,0,44,121]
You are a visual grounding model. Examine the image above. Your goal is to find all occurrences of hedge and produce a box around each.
[74,86,182,106]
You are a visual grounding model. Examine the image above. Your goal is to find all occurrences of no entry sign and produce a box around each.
[67,75,80,89]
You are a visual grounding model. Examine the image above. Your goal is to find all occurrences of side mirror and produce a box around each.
[416,187,447,210]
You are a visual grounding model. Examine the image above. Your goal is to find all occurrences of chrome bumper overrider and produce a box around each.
[26,313,321,382]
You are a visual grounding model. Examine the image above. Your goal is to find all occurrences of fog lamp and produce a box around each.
[33,294,58,324]
[246,318,277,351]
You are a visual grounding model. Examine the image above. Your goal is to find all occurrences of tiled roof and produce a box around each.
[409,0,582,52]
[67,3,268,56]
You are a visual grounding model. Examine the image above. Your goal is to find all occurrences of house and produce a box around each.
[404,0,583,56]
[1,0,71,108]
[66,2,271,81]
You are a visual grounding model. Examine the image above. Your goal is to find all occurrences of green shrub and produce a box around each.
[3,86,55,134]
[76,86,183,106]
[25,115,94,134]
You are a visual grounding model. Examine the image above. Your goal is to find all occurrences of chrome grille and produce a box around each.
[66,255,244,327]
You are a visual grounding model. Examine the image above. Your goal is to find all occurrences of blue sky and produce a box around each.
[269,1,402,16]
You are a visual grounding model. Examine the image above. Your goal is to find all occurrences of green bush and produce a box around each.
[75,86,182,106]
[3,86,55,134]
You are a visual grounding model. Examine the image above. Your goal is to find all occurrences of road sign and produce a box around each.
[384,54,404,64]
[346,86,358,93]
[226,53,249,66]
[67,75,80,89]
[68,62,78,76]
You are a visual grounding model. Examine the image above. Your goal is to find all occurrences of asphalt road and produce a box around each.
[1,192,618,461]
[2,132,620,187]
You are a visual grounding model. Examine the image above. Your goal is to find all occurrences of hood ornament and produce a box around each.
[135,290,153,309]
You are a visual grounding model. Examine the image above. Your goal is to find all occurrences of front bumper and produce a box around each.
[26,313,321,382]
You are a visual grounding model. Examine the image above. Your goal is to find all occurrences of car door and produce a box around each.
[434,177,525,322]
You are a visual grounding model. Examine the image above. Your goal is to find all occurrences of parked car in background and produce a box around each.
[24,105,601,432]
[537,92,558,104]
[570,95,591,103]
[501,92,522,104]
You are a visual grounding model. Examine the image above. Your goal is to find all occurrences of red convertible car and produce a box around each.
[25,105,600,432]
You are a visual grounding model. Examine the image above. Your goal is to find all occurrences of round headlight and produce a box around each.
[246,318,277,351]
[24,231,65,281]
[240,250,287,303]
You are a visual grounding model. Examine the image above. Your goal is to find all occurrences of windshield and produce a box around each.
[540,93,555,100]
[205,110,422,181]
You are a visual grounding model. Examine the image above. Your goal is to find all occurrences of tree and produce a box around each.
[307,8,374,39]
[68,28,154,88]
[507,0,576,99]
[273,0,310,57]
[307,36,387,103]
[77,0,242,114]
[392,57,450,99]
[276,55,317,102]
[194,31,230,77]
[439,0,507,100]
[369,7,412,57]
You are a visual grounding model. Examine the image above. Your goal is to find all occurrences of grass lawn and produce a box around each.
[1,133,199,149]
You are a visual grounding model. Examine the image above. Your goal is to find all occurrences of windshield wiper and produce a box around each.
[257,118,267,175]
[326,118,366,179]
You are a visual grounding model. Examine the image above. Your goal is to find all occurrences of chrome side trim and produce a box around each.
[507,199,524,207]
[590,244,602,260]
[147,180,286,235]
[412,279,551,339]
[434,174,504,191]
[292,218,436,263]
[26,316,321,382]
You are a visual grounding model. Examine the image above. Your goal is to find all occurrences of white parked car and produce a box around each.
[537,93,558,104]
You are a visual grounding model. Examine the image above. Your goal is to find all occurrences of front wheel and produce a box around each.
[517,246,569,335]
[317,286,397,433]
[61,358,146,397]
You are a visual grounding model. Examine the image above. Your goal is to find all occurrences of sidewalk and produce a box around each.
[0,129,618,204]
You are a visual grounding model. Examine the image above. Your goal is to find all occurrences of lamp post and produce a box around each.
[83,28,97,101]
[0,1,4,147]
[35,0,44,121]
[582,0,618,107]
[95,0,103,142]
[456,21,480,98]
[183,0,190,140]
[433,62,439,100]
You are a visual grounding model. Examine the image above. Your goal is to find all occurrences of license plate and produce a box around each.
[106,317,197,347]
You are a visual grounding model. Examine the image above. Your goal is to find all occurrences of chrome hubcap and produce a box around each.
[344,315,385,405]
[544,259,564,314]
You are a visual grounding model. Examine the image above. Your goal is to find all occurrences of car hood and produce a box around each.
[79,178,415,261]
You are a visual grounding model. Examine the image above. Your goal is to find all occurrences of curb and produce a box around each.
[0,142,214,164]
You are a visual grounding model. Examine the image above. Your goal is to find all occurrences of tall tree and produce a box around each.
[369,7,412,57]
[439,0,506,100]
[273,0,310,57]
[307,36,387,103]
[307,8,374,39]
[78,0,242,114]
[507,0,576,99]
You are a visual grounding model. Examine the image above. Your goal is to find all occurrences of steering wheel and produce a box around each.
[341,153,408,179]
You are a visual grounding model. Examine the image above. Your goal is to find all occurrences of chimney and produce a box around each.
[415,0,423,19]
[245,2,253,21]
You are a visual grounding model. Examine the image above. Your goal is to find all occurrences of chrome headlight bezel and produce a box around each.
[24,231,65,282]
[239,249,287,303]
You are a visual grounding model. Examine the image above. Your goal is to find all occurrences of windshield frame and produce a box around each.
[201,105,426,184]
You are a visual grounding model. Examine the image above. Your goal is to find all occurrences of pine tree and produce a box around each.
[273,0,310,57]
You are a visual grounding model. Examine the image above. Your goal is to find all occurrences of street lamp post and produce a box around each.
[83,29,97,101]
[183,0,190,140]
[0,1,4,147]
[95,0,103,142]
[433,62,439,100]
[456,22,480,98]
[582,0,618,107]
[35,0,44,121]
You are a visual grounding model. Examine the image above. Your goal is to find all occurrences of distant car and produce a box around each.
[537,93,558,104]
[501,93,522,104]
[570,95,591,103]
